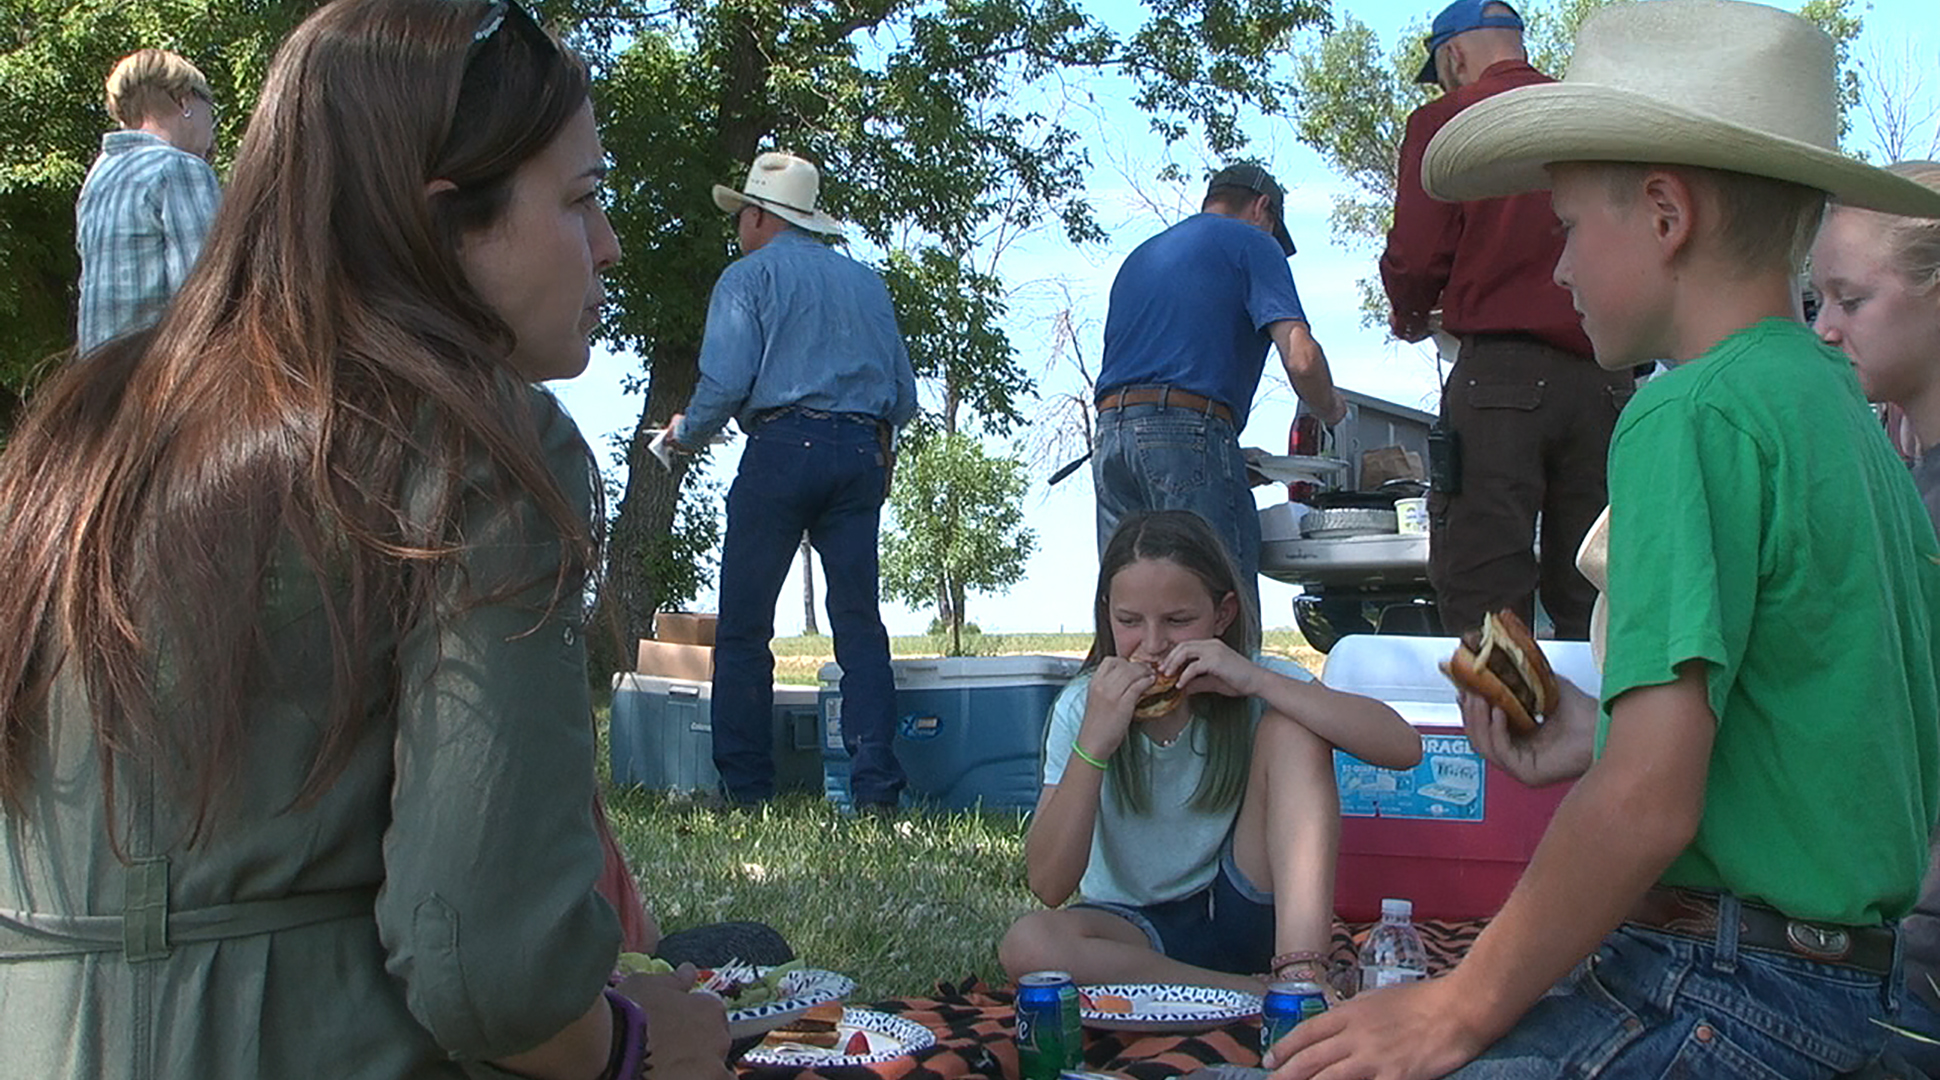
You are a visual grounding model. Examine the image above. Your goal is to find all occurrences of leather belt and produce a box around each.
[1096,386,1234,427]
[1625,886,1894,977]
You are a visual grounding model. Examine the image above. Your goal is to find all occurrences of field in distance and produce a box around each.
[769,629,1319,685]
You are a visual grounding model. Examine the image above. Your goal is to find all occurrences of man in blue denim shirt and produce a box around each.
[669,152,916,809]
[1095,164,1346,615]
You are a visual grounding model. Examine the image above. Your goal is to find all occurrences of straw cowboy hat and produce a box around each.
[1420,0,1940,219]
[712,152,846,236]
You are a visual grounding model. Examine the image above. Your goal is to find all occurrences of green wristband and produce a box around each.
[1072,742,1110,771]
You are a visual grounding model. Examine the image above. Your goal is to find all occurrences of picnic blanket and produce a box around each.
[737,918,1487,1080]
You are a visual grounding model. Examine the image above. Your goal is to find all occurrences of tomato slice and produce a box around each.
[844,1030,870,1055]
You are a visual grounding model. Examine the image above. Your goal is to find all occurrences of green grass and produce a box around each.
[768,629,1316,685]
[601,788,1033,1001]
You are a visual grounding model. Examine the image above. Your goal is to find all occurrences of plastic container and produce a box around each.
[819,655,1082,811]
[1320,635,1600,921]
[1357,897,1429,992]
[608,673,820,793]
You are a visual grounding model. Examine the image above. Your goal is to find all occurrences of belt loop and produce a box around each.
[1712,891,1741,974]
[1158,386,1172,411]
[1887,918,1905,1013]
[124,857,171,963]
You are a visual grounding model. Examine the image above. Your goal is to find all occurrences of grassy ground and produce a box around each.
[769,629,1318,685]
[601,788,1032,1002]
[601,631,1322,1000]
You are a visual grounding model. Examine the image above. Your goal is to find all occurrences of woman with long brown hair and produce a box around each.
[0,0,728,1076]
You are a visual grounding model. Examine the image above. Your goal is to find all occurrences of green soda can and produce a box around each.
[1016,971,1083,1079]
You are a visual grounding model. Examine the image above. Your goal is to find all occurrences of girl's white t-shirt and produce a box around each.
[1040,655,1314,907]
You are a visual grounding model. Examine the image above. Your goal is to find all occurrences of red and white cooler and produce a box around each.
[1320,634,1601,922]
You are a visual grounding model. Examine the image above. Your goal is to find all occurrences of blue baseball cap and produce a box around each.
[1416,0,1525,84]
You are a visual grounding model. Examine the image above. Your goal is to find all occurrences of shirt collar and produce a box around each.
[100,130,172,155]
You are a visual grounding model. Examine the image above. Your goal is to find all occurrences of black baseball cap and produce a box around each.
[1207,163,1295,256]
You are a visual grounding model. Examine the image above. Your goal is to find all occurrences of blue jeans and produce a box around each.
[1091,402,1260,616]
[711,412,904,806]
[1447,904,1902,1079]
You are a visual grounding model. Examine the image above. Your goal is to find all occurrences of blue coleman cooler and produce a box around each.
[818,655,1081,812]
[609,673,820,793]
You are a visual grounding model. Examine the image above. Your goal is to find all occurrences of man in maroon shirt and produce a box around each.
[1382,0,1633,640]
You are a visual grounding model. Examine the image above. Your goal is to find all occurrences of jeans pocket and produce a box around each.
[1660,1020,1834,1080]
[1467,382,1545,411]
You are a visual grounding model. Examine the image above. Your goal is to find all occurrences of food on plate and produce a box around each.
[610,954,808,1011]
[1133,662,1183,719]
[1440,609,1557,735]
[759,1001,845,1049]
[845,1030,871,1055]
[1087,993,1134,1015]
[614,952,674,977]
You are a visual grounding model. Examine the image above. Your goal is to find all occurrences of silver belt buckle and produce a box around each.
[1784,920,1852,962]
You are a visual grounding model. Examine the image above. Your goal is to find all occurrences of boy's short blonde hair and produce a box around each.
[1599,162,1827,277]
[104,49,211,128]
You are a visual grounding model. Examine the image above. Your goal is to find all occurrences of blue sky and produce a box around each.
[552,0,1932,637]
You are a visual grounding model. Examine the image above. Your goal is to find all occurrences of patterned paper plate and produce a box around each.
[723,968,856,1039]
[739,1007,937,1067]
[1078,983,1262,1033]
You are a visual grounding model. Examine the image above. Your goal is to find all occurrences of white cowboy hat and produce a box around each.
[1420,0,1940,219]
[711,152,846,236]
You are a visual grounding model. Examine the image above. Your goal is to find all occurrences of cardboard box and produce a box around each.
[653,611,718,646]
[1321,635,1597,921]
[1360,445,1426,488]
[635,639,715,681]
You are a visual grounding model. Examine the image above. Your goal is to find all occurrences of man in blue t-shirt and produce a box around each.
[1094,164,1346,608]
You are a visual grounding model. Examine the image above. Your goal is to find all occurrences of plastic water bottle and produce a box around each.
[1358,897,1428,993]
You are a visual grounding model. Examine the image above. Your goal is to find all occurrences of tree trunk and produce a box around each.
[800,533,818,634]
[593,340,701,673]
[596,15,773,673]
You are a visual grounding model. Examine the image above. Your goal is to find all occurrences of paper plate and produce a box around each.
[722,968,857,1039]
[738,1007,936,1067]
[1245,453,1349,485]
[1078,983,1262,1033]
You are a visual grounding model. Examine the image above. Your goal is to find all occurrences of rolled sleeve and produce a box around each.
[378,396,618,1061]
[679,266,765,445]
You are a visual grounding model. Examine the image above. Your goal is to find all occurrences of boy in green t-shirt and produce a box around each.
[1264,2,1940,1079]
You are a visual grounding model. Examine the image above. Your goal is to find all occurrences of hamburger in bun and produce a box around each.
[1440,610,1557,735]
[1133,662,1183,719]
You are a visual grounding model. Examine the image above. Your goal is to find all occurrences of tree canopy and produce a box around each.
[591,0,1331,661]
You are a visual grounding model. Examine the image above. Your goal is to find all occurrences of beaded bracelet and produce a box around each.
[1268,950,1328,981]
[602,987,650,1080]
[1071,742,1110,771]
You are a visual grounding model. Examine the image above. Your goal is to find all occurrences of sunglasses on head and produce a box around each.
[468,0,556,60]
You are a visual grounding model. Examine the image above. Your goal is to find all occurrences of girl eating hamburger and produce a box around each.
[998,511,1420,995]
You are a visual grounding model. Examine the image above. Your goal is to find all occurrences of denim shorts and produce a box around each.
[1072,836,1275,976]
[1446,901,1904,1080]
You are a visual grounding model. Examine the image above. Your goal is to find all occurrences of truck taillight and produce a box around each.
[1291,414,1324,457]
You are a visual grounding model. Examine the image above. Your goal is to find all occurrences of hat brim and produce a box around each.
[711,185,846,236]
[1422,82,1940,219]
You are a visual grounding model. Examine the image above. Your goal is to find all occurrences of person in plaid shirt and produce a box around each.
[75,49,221,354]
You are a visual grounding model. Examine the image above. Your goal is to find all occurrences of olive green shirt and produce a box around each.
[1600,319,1940,925]
[0,389,619,1078]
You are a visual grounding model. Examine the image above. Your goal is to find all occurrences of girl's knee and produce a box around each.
[999,910,1070,978]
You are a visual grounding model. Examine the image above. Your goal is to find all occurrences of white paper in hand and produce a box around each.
[648,427,675,471]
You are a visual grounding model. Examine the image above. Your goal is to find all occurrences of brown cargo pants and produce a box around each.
[1428,334,1635,640]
